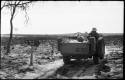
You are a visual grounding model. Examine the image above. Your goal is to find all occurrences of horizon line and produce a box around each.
[1,32,123,35]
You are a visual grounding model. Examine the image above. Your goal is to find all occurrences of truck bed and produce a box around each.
[60,43,89,55]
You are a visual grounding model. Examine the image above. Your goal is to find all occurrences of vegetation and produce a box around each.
[0,33,123,79]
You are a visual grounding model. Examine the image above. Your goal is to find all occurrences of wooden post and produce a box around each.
[30,48,33,66]
[29,46,36,66]
[25,40,40,67]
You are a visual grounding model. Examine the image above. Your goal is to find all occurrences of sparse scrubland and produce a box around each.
[0,34,123,79]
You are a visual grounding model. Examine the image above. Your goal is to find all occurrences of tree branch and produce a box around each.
[1,2,6,10]
[19,1,33,5]
[1,1,33,10]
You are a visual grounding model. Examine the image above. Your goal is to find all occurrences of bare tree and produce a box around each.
[1,1,34,55]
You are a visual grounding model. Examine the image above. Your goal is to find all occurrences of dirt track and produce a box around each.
[20,59,99,79]
[21,46,122,79]
[14,46,109,79]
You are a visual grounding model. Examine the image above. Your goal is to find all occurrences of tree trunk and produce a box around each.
[6,6,16,55]
[6,15,13,55]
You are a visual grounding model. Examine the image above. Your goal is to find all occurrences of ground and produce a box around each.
[0,39,123,79]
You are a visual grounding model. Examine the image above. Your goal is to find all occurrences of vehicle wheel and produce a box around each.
[63,57,70,64]
[93,56,99,64]
[77,59,81,61]
[97,37,105,59]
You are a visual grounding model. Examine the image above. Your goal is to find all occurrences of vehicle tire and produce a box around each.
[77,59,81,61]
[63,56,70,64]
[97,37,105,59]
[93,56,99,64]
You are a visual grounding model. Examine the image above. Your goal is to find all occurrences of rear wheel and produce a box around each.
[77,59,81,61]
[63,56,70,64]
[93,56,99,64]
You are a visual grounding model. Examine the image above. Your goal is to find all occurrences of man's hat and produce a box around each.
[92,28,97,31]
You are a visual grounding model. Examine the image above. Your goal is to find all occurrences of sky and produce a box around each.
[1,1,124,34]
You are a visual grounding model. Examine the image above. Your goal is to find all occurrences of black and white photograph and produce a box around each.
[1,1,123,79]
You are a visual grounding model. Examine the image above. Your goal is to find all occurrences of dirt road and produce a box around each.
[21,46,122,79]
[19,47,106,79]
[37,59,98,79]
[20,58,99,79]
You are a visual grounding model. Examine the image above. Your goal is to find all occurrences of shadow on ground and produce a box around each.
[46,59,101,79]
